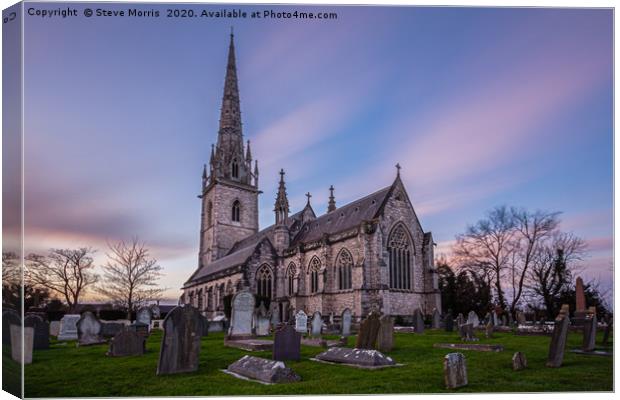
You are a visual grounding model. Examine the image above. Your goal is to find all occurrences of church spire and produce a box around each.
[218,30,242,133]
[327,185,336,213]
[274,169,289,225]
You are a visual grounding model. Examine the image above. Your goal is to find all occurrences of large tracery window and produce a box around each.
[232,200,241,222]
[256,264,273,299]
[286,263,296,296]
[388,224,413,290]
[337,249,353,290]
[309,257,321,294]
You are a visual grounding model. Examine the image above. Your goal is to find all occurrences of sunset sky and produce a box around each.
[14,4,613,303]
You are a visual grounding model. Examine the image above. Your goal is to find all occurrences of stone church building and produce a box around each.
[182,33,441,323]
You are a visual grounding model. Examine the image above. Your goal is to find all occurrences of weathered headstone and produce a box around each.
[107,329,145,357]
[432,308,441,329]
[2,309,20,345]
[11,325,34,365]
[295,310,308,334]
[270,309,280,326]
[355,311,381,349]
[341,308,352,337]
[58,314,80,341]
[485,321,494,339]
[315,347,396,368]
[273,324,301,361]
[77,311,105,346]
[412,308,424,334]
[255,314,270,337]
[444,353,468,389]
[101,322,125,338]
[228,290,255,339]
[157,305,203,375]
[546,305,570,368]
[377,315,394,353]
[458,323,477,342]
[311,311,322,337]
[575,276,586,313]
[516,311,526,325]
[49,321,60,337]
[456,313,465,327]
[444,312,454,332]
[466,311,479,328]
[512,351,527,371]
[136,307,152,332]
[582,307,597,352]
[24,314,49,350]
[227,355,301,384]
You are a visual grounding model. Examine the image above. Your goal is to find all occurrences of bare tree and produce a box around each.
[25,248,99,312]
[527,232,586,319]
[2,251,21,287]
[452,205,515,309]
[97,238,165,319]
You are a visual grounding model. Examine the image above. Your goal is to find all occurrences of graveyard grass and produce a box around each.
[22,330,612,397]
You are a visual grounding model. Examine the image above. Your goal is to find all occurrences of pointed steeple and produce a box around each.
[245,140,252,162]
[202,164,208,188]
[218,30,242,133]
[327,185,336,213]
[274,169,289,225]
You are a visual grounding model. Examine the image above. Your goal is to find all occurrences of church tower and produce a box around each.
[198,32,259,268]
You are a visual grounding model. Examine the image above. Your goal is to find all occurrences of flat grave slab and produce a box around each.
[433,343,504,352]
[569,349,613,357]
[394,326,416,333]
[224,355,301,384]
[224,338,273,352]
[312,347,401,369]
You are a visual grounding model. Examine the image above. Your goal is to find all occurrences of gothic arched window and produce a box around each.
[309,257,321,294]
[232,200,241,222]
[232,159,239,179]
[207,287,213,311]
[388,224,413,290]
[197,289,203,309]
[256,264,273,299]
[337,249,353,290]
[207,201,213,227]
[286,263,296,296]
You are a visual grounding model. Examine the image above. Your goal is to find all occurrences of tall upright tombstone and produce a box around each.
[272,324,301,362]
[311,311,322,337]
[432,308,441,329]
[255,303,270,336]
[377,315,394,352]
[546,304,570,368]
[575,276,586,314]
[157,305,203,375]
[58,314,81,341]
[295,310,308,334]
[341,308,352,337]
[456,313,465,327]
[24,314,49,350]
[444,353,468,389]
[3,309,20,345]
[413,308,424,334]
[11,325,34,365]
[582,307,597,352]
[228,290,255,339]
[77,311,105,346]
[467,311,480,328]
[444,311,454,332]
[355,311,381,349]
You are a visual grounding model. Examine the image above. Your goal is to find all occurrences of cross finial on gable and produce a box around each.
[395,163,401,177]
[305,192,312,205]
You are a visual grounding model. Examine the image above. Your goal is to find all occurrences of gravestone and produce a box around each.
[458,323,477,342]
[270,309,280,326]
[200,315,210,336]
[157,305,203,375]
[311,311,322,337]
[485,321,494,339]
[295,310,308,334]
[377,315,394,353]
[546,305,570,368]
[49,321,60,337]
[582,307,597,352]
[434,343,503,352]
[432,309,441,329]
[466,311,479,328]
[444,312,454,332]
[456,313,465,327]
[77,312,105,346]
[58,314,81,341]
[273,324,301,361]
[314,347,396,368]
[101,322,125,338]
[492,311,499,326]
[341,308,352,337]
[227,355,301,384]
[444,353,468,389]
[129,322,149,338]
[2,309,20,345]
[516,311,526,325]
[107,330,145,357]
[11,325,34,365]
[512,351,527,371]
[24,314,49,350]
[575,276,586,314]
[136,308,152,332]
[412,308,424,334]
[355,311,381,349]
[329,312,335,325]
[150,305,161,319]
[228,290,255,339]
[208,319,225,333]
[255,314,270,336]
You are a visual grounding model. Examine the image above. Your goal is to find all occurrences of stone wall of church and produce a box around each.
[185,271,244,318]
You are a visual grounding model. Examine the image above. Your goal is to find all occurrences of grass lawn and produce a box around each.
[21,329,612,397]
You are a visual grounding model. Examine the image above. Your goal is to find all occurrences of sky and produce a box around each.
[11,3,613,303]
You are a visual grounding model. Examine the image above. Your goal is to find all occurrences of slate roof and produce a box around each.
[185,184,394,287]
